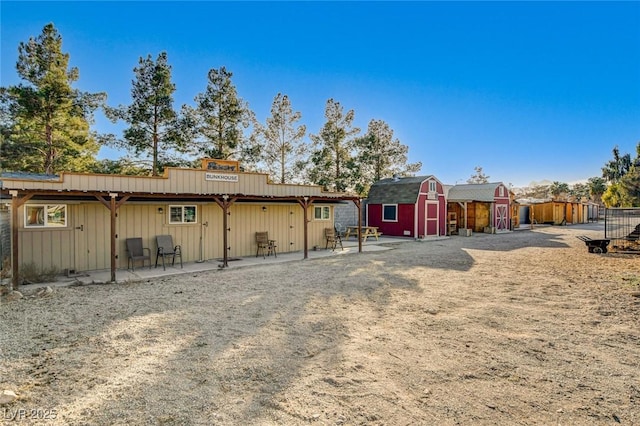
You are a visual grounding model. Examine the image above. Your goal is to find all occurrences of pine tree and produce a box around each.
[351,119,421,196]
[106,52,185,176]
[188,67,258,164]
[255,93,307,183]
[467,166,490,184]
[620,166,640,206]
[308,99,359,192]
[0,23,105,174]
[602,146,631,183]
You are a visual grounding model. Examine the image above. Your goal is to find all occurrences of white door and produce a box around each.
[496,205,508,230]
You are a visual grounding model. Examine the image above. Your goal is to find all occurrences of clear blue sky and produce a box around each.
[2,1,639,188]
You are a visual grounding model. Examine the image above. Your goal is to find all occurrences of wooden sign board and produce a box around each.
[201,159,240,172]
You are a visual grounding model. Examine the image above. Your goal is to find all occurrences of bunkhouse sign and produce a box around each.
[202,158,240,182]
[205,172,239,182]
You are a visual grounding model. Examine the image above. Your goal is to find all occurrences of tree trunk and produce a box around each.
[45,122,54,174]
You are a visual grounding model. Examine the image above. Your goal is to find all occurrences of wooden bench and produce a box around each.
[576,235,610,254]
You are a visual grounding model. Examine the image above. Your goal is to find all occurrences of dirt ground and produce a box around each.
[1,225,639,425]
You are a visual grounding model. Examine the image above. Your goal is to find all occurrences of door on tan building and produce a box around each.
[73,205,89,272]
[74,204,111,272]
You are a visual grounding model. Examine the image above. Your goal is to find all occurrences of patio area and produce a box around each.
[27,235,426,288]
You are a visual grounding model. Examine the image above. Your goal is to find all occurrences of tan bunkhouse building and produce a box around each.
[0,159,361,289]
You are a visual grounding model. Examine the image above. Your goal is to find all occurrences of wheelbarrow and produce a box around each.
[576,236,610,254]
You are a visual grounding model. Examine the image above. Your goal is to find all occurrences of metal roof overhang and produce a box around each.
[0,189,358,204]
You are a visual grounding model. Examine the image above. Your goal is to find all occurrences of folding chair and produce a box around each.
[155,235,183,270]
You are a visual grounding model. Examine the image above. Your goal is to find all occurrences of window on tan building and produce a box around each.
[314,206,330,220]
[169,205,197,224]
[25,205,67,227]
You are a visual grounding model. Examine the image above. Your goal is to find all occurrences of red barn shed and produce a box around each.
[366,176,447,238]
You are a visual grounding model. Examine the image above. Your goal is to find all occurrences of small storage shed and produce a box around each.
[529,199,592,225]
[366,175,447,238]
[529,200,589,225]
[586,202,601,222]
[446,182,511,233]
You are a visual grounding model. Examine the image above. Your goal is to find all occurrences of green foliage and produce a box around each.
[602,182,629,207]
[0,23,105,174]
[602,145,632,183]
[255,93,307,183]
[620,165,640,206]
[600,142,640,206]
[569,182,590,201]
[105,52,187,176]
[308,99,359,192]
[549,181,570,199]
[0,27,424,184]
[88,158,151,176]
[587,176,606,201]
[467,166,490,184]
[19,262,59,284]
[351,119,421,196]
[187,67,258,166]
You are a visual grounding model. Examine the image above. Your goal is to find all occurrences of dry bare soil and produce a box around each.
[1,225,639,425]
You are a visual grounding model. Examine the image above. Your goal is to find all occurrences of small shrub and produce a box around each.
[19,262,59,284]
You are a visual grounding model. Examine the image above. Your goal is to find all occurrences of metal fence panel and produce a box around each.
[605,208,640,252]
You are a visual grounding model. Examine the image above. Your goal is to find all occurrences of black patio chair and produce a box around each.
[155,235,183,270]
[125,237,151,271]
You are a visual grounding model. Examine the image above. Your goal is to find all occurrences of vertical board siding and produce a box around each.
[16,200,337,273]
[3,169,338,199]
[18,206,74,272]
[70,203,115,271]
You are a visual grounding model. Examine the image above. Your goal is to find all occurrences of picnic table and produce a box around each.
[343,226,381,242]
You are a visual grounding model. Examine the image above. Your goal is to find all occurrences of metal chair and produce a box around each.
[255,232,277,258]
[155,235,183,270]
[125,237,151,271]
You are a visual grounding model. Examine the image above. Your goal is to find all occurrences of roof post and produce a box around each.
[10,190,19,291]
[109,193,117,283]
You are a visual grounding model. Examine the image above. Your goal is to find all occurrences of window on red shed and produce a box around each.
[382,204,398,221]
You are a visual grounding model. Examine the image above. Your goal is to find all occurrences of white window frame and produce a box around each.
[169,205,197,224]
[429,180,437,192]
[24,204,67,228]
[314,206,331,221]
[382,204,398,222]
[499,185,505,197]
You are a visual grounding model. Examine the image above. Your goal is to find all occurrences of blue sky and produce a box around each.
[2,1,639,188]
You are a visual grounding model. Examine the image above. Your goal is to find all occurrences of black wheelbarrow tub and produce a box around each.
[576,236,610,254]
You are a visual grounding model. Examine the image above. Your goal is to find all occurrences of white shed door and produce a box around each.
[496,205,508,230]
